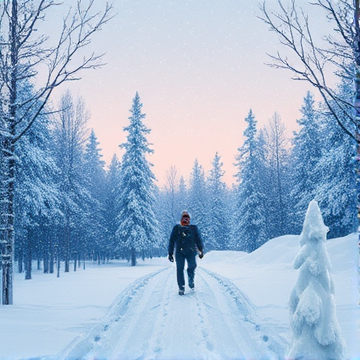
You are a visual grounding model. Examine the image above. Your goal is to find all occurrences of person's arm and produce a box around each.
[168,225,178,261]
[193,225,204,257]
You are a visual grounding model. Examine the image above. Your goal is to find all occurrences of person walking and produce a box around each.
[168,211,204,295]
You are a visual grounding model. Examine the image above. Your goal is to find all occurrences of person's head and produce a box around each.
[180,211,190,226]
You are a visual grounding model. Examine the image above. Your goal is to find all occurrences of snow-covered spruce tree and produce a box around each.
[83,129,107,265]
[104,155,121,259]
[314,77,357,238]
[116,92,158,266]
[207,152,230,250]
[290,92,323,233]
[232,109,267,252]
[188,158,209,244]
[288,200,345,360]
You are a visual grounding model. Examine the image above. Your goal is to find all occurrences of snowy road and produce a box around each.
[60,266,286,360]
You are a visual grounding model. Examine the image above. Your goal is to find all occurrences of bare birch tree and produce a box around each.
[165,166,180,226]
[0,0,113,305]
[264,112,290,236]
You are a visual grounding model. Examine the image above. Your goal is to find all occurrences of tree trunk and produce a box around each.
[17,239,23,273]
[131,248,136,266]
[354,0,360,304]
[64,217,70,273]
[56,244,60,278]
[25,229,32,280]
[49,236,54,274]
[1,120,16,304]
[73,252,77,271]
[1,0,18,305]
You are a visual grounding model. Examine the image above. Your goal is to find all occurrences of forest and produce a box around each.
[1,77,356,280]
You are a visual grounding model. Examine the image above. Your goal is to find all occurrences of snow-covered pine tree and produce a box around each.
[104,155,121,259]
[290,92,323,233]
[207,152,230,250]
[15,82,62,279]
[83,129,107,265]
[116,92,158,266]
[188,158,209,244]
[314,77,357,238]
[232,109,267,252]
[288,200,345,360]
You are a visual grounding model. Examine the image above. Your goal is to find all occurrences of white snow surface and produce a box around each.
[0,234,358,360]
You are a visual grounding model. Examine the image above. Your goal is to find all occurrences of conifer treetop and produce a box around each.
[300,200,329,247]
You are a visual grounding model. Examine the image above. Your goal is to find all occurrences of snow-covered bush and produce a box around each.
[287,200,345,360]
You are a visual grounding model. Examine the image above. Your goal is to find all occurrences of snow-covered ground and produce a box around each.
[0,233,358,360]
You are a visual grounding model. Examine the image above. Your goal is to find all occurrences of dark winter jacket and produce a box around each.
[168,224,203,256]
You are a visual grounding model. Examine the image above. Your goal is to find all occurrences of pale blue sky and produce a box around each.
[53,0,318,186]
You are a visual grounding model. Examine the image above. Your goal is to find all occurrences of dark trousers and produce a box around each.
[175,251,197,290]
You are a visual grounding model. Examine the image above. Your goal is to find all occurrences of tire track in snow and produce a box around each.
[60,265,287,360]
[59,267,171,360]
[197,268,286,359]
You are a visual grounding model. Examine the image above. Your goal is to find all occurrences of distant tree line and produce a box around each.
[159,79,356,253]
[2,80,356,281]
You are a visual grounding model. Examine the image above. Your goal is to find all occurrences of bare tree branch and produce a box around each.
[259,0,356,141]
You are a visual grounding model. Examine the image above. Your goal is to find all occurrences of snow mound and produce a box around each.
[324,234,358,272]
[207,233,357,272]
[201,250,248,264]
[242,235,301,266]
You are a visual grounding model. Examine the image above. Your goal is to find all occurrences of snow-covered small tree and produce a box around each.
[104,155,121,259]
[83,129,107,265]
[207,152,230,250]
[116,92,158,266]
[288,200,345,360]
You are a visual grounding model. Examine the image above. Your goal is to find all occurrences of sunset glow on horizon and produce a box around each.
[55,0,321,187]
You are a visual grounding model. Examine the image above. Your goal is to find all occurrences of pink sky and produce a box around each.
[55,0,317,187]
